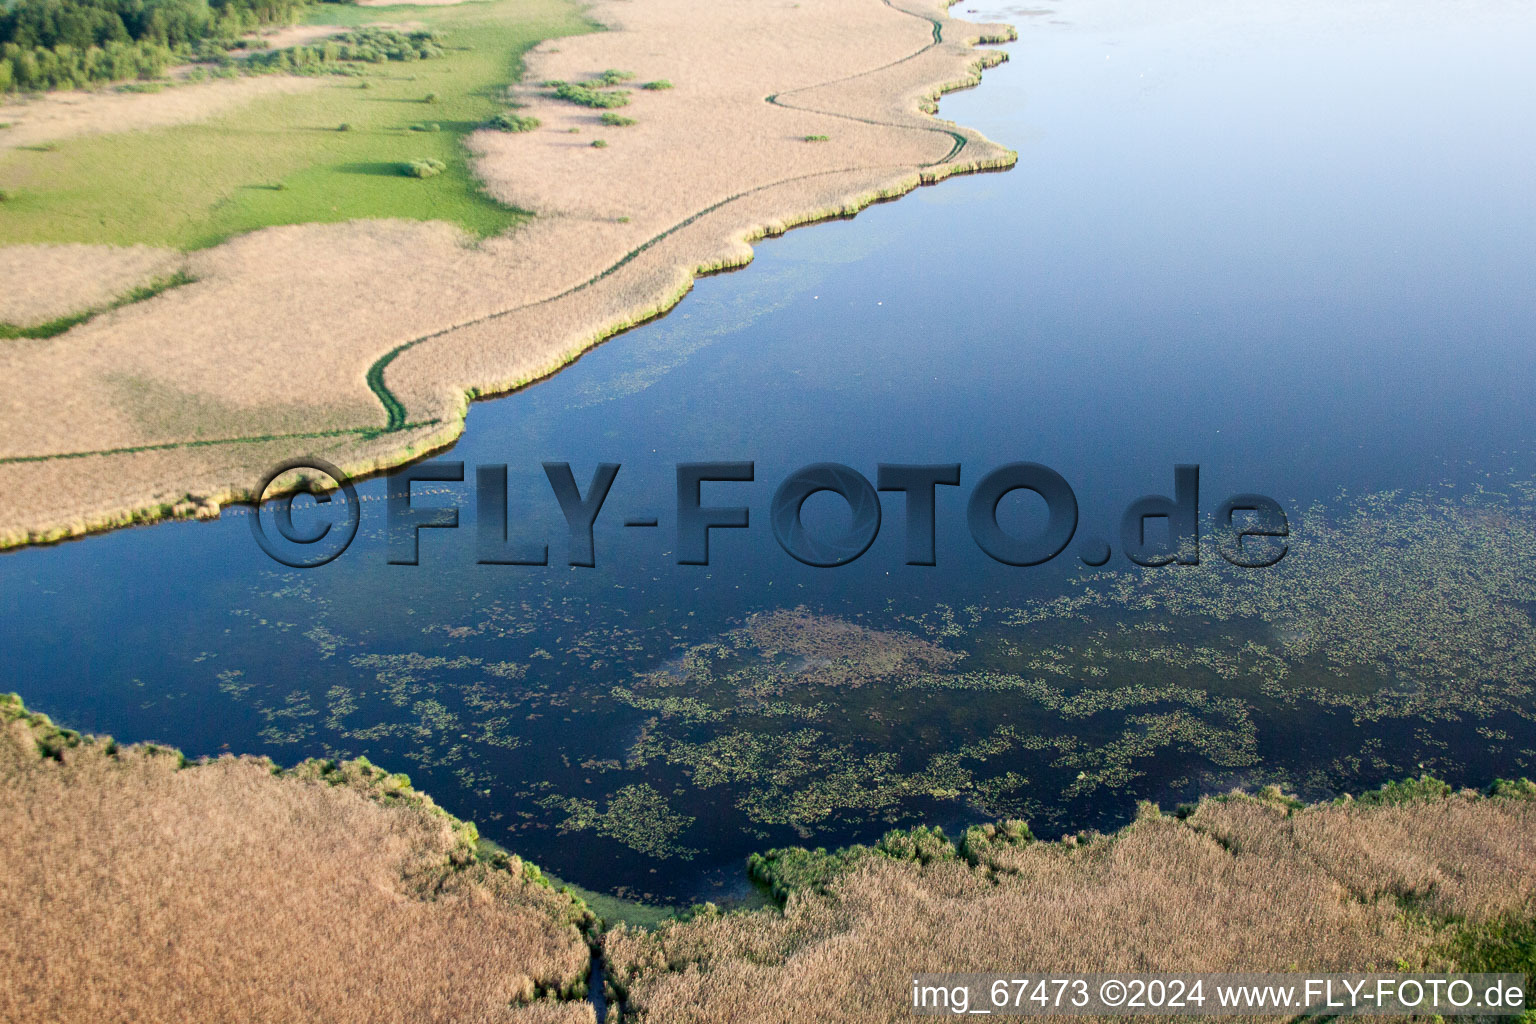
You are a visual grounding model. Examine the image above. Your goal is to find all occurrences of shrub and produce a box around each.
[553,81,629,108]
[599,112,635,127]
[1443,912,1536,975]
[803,134,829,142]
[1350,775,1453,806]
[237,28,444,77]
[1490,778,1536,799]
[749,845,875,903]
[409,122,440,132]
[596,68,634,85]
[423,91,437,103]
[405,158,446,178]
[876,824,955,864]
[489,112,539,132]
[590,139,607,148]
[337,122,352,131]
[640,79,672,90]
[0,189,10,202]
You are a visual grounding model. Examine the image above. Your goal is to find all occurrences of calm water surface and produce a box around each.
[5,0,1536,904]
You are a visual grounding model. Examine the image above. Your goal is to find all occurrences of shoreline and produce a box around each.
[0,0,1018,551]
[8,690,1534,1021]
[13,685,1536,921]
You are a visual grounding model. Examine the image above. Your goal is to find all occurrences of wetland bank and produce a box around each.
[5,0,1536,917]
[0,0,1016,546]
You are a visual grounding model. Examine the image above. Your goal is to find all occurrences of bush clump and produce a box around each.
[599,112,635,127]
[596,68,634,85]
[553,81,629,108]
[239,28,444,76]
[1490,778,1536,799]
[748,845,875,903]
[876,824,956,865]
[489,112,539,132]
[640,79,672,90]
[590,139,607,148]
[1348,775,1453,807]
[405,158,446,178]
[803,134,829,142]
[409,122,440,132]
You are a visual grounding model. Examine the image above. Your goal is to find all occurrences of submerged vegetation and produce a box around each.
[194,480,1536,900]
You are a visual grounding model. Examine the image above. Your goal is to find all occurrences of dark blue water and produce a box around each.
[5,0,1536,904]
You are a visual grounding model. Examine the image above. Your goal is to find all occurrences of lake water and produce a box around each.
[5,0,1536,905]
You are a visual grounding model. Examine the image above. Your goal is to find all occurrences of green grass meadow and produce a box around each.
[0,0,591,249]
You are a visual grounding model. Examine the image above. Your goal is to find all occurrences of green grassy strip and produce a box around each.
[0,269,195,340]
[1443,912,1536,977]
[0,419,440,465]
[763,1,971,164]
[367,338,415,431]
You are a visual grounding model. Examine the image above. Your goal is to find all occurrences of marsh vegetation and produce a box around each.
[0,694,597,1024]
[0,0,591,247]
[551,80,630,108]
[608,782,1536,1021]
[170,480,1536,902]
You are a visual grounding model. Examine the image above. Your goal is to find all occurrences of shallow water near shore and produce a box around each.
[5,0,1536,905]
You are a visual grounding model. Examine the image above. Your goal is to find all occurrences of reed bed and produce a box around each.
[0,0,1016,549]
[0,694,594,1024]
[607,785,1536,1024]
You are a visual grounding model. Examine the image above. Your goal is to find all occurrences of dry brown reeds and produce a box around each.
[0,694,595,1024]
[607,786,1536,1024]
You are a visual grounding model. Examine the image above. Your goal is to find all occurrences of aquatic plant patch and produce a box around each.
[196,480,1536,899]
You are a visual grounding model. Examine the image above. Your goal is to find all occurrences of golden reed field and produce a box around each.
[608,787,1536,1022]
[6,694,1535,1024]
[0,695,595,1024]
[0,0,1015,548]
